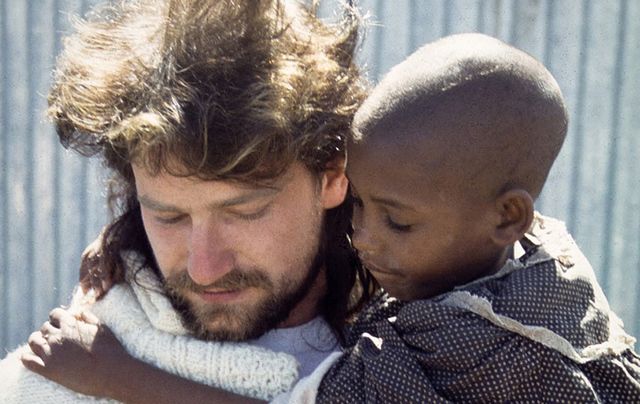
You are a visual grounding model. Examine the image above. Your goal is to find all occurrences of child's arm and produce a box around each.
[21,309,264,404]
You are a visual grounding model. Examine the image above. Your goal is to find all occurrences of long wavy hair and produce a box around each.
[48,0,375,342]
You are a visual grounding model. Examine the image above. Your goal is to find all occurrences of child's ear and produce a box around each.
[320,157,348,209]
[491,189,534,246]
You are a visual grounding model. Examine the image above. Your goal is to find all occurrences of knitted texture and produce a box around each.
[0,251,300,403]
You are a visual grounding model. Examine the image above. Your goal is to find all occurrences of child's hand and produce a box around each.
[20,308,131,398]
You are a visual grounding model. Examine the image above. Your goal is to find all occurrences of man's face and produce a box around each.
[133,162,345,341]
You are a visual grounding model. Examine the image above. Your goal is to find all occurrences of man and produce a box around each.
[0,0,372,401]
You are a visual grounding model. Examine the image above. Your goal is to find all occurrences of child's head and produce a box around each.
[348,33,568,300]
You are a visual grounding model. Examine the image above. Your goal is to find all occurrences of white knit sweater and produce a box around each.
[0,252,300,403]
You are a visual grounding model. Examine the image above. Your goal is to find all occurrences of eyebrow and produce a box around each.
[351,182,418,212]
[137,187,281,212]
[370,195,418,212]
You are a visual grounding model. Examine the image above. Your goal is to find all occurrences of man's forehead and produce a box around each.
[131,162,294,186]
[132,163,296,207]
[137,186,280,212]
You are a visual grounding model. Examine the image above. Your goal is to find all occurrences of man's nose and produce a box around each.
[187,220,234,286]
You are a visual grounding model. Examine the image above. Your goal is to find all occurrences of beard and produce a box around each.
[162,231,326,342]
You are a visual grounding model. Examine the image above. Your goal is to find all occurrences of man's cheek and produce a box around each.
[145,232,181,274]
[145,220,187,251]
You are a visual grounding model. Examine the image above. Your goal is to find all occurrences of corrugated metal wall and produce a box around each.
[1,0,639,353]
[1,0,106,353]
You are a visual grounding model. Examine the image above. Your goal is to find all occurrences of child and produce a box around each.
[21,33,640,403]
[314,32,640,402]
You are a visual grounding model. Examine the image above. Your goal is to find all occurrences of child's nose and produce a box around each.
[351,219,377,255]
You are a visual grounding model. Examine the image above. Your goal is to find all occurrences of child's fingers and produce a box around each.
[27,331,51,359]
[79,310,100,325]
[20,351,46,373]
[48,307,73,328]
[40,321,59,337]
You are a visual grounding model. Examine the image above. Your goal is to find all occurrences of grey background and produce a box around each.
[2,0,639,353]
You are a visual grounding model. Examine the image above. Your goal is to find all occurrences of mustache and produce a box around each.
[163,267,272,293]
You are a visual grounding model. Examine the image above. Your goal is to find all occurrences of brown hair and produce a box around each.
[49,0,373,341]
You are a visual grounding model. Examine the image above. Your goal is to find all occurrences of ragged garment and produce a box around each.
[318,214,640,403]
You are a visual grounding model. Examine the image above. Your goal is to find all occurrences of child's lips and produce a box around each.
[362,260,396,277]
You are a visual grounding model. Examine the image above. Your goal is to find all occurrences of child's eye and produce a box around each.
[386,216,412,233]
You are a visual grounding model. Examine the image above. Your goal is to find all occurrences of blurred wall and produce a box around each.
[2,0,639,353]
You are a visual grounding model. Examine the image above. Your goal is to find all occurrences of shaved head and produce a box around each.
[353,33,568,200]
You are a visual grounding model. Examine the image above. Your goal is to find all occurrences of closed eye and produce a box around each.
[155,214,187,225]
[386,216,412,233]
[233,204,271,221]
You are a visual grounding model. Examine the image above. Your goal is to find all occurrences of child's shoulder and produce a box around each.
[430,212,635,361]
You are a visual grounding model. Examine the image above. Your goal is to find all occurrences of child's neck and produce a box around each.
[488,244,515,277]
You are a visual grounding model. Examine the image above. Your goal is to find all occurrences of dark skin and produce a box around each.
[21,308,264,404]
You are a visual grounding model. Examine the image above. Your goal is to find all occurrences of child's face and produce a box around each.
[347,135,502,301]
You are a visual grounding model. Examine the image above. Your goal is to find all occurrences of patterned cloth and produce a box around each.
[317,214,640,403]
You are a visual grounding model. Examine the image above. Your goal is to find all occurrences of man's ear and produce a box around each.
[320,157,348,209]
[491,189,534,247]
